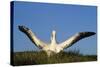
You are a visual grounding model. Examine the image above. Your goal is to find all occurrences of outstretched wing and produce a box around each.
[58,32,96,49]
[18,25,47,49]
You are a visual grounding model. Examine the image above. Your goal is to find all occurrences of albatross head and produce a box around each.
[52,30,56,35]
[50,30,57,44]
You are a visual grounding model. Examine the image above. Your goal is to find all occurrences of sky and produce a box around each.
[12,1,97,55]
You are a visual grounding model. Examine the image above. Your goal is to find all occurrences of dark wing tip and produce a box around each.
[18,25,29,33]
[88,32,96,35]
[79,32,96,38]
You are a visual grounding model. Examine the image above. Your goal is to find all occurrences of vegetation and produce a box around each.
[12,50,97,66]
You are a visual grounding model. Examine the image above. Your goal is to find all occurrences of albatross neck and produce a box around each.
[51,30,57,44]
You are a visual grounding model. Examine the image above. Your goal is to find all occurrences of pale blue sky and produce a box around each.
[12,1,97,55]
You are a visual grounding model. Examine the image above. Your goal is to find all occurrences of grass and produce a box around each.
[11,50,97,66]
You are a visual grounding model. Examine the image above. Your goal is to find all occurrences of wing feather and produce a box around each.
[18,25,47,49]
[59,32,96,49]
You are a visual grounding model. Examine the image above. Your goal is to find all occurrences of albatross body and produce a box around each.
[18,25,96,56]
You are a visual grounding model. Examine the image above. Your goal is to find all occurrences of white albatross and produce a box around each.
[18,25,96,56]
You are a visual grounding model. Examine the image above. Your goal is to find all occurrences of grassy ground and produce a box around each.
[11,50,97,66]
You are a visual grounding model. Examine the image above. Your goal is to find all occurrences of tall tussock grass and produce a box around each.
[11,50,97,66]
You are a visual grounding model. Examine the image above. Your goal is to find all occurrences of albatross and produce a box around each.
[18,25,96,56]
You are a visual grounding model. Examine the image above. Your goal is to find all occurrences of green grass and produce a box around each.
[11,50,97,66]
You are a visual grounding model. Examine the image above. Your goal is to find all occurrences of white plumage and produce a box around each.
[18,25,96,56]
